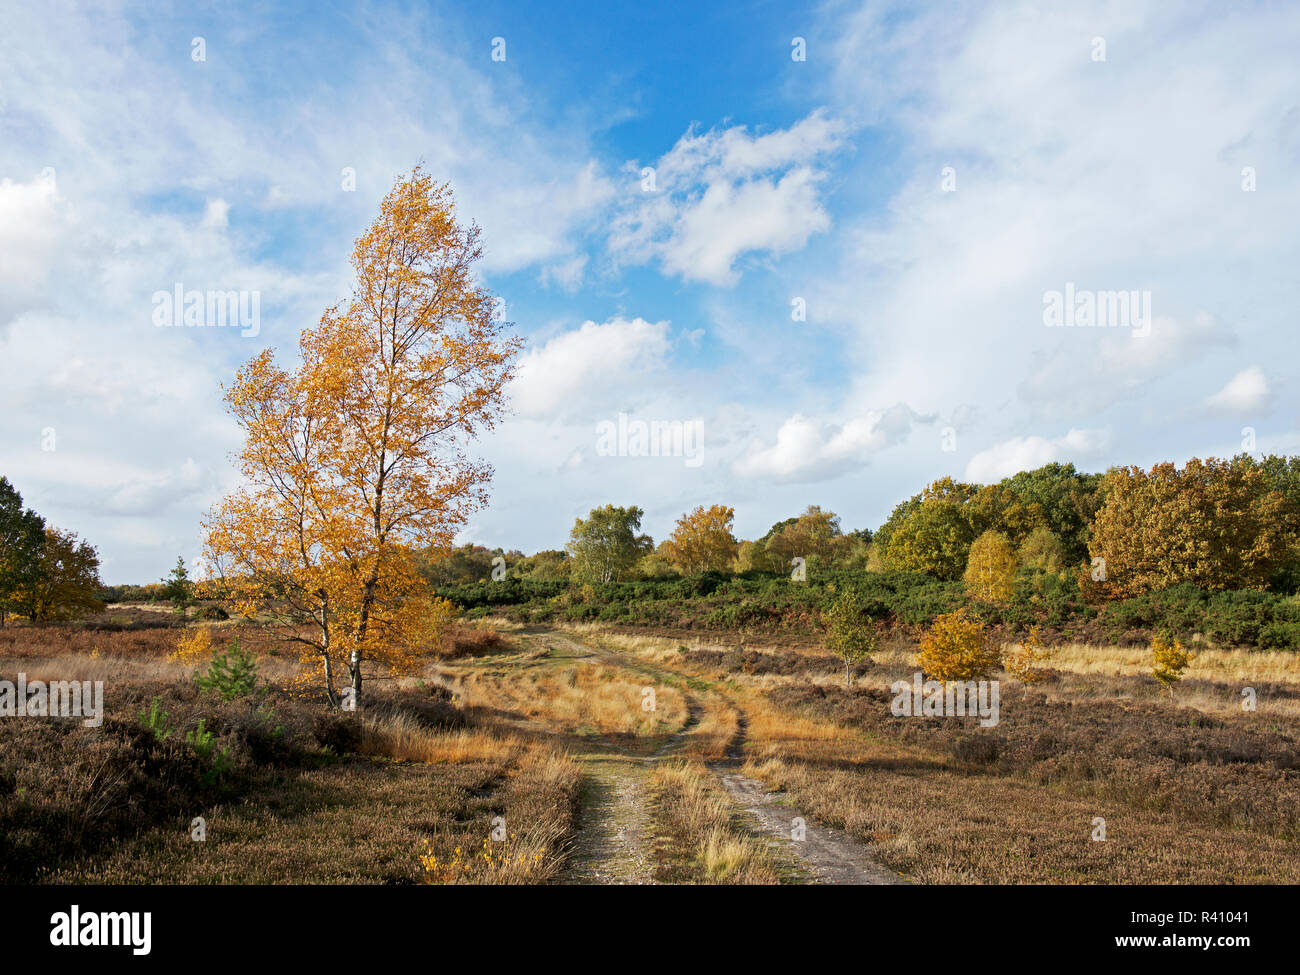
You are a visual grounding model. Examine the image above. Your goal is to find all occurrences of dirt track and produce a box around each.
[491,627,903,885]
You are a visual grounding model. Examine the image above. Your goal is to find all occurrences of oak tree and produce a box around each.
[12,527,103,622]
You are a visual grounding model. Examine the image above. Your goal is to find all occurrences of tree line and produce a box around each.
[421,455,1300,602]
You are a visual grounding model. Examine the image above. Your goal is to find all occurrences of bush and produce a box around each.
[918,608,1000,681]
[1151,632,1194,697]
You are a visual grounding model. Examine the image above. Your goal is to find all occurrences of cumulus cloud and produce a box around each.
[509,317,673,420]
[1206,366,1271,415]
[733,404,928,483]
[610,111,845,286]
[964,428,1111,484]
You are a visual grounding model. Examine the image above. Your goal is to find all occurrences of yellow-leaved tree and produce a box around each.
[663,504,737,574]
[917,608,1000,681]
[204,168,521,708]
[963,529,1018,602]
[1151,632,1194,698]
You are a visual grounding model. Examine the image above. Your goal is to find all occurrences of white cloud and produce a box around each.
[0,174,74,330]
[1206,366,1271,414]
[509,317,673,420]
[964,428,1111,483]
[610,112,845,286]
[201,198,230,230]
[734,404,926,483]
[814,1,1300,452]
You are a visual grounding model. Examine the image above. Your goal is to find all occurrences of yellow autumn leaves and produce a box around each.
[202,167,519,706]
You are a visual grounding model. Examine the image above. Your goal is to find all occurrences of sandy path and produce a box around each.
[563,755,655,884]
[712,768,905,884]
[541,626,904,885]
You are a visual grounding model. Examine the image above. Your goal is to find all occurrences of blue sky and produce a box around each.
[2,0,1299,582]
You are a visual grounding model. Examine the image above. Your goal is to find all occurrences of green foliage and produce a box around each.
[566,504,654,583]
[185,718,233,786]
[1000,463,1101,565]
[884,496,974,579]
[414,543,512,586]
[139,697,174,741]
[8,526,103,622]
[195,638,259,700]
[509,549,571,581]
[0,477,46,623]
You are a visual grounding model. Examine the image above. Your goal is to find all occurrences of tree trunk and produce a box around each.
[318,594,341,709]
[350,568,379,710]
[322,650,340,709]
[348,649,362,710]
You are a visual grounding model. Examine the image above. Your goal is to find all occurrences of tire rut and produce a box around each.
[563,757,655,885]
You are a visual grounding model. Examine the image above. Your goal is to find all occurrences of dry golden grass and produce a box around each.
[360,711,527,765]
[560,624,691,665]
[647,761,784,884]
[1038,641,1300,685]
[680,694,740,761]
[460,661,688,738]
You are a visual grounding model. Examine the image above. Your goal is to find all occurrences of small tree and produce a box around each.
[1151,632,1193,699]
[161,556,195,612]
[1003,627,1055,683]
[821,592,877,688]
[964,530,1018,602]
[918,608,1000,682]
[196,637,259,700]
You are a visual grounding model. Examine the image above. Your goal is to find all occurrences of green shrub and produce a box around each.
[196,638,258,700]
